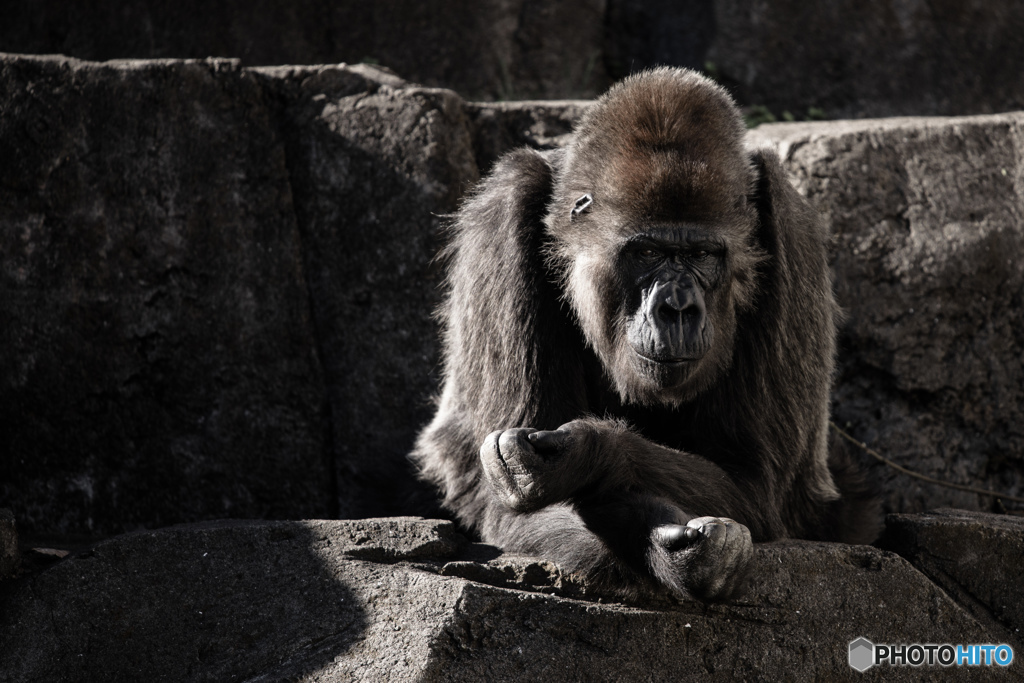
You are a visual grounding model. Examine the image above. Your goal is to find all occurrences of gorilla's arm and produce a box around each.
[479,418,758,601]
[482,494,752,601]
[479,417,752,522]
[412,148,590,526]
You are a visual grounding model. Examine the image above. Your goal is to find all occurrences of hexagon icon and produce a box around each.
[849,637,875,672]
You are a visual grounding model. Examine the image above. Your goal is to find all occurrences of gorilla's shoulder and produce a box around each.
[487,146,559,189]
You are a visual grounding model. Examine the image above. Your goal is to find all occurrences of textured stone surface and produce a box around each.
[0,55,489,536]
[258,65,480,519]
[0,519,466,682]
[466,100,591,175]
[5,1,1024,116]
[883,509,1024,651]
[0,55,331,535]
[604,0,717,78]
[0,517,1015,681]
[751,114,1024,514]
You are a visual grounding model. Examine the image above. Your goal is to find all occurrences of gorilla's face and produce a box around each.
[557,212,749,408]
[619,226,726,388]
[595,217,745,406]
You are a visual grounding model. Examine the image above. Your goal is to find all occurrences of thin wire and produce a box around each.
[829,421,1024,505]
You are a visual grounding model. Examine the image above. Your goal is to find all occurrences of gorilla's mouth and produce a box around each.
[626,318,710,368]
[632,350,700,365]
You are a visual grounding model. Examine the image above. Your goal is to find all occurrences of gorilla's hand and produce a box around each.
[480,422,595,512]
[655,516,754,602]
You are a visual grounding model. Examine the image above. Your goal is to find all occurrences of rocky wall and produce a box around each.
[0,55,474,535]
[1,53,1022,538]
[751,116,1024,514]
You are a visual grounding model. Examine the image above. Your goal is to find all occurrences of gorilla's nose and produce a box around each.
[634,279,710,361]
[654,280,704,322]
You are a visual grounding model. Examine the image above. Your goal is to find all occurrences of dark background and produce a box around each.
[3,0,1024,118]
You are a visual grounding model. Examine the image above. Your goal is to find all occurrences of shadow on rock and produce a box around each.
[0,518,464,681]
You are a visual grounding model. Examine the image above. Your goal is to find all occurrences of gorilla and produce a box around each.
[412,67,879,602]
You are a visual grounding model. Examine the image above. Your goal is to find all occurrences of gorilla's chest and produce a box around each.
[611,401,698,451]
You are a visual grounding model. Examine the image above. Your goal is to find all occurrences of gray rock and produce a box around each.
[6,1,1024,116]
[883,509,1024,650]
[466,99,591,175]
[0,55,483,536]
[751,113,1024,515]
[317,515,466,561]
[0,517,1013,681]
[0,55,330,536]
[256,65,480,519]
[0,519,466,682]
[604,0,717,77]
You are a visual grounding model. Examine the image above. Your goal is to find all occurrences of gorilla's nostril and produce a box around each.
[659,291,701,320]
[657,301,683,323]
[663,290,685,312]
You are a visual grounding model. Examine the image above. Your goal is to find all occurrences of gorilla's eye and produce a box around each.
[633,247,663,263]
[693,250,709,261]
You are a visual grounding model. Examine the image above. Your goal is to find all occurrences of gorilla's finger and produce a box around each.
[496,429,538,473]
[688,516,727,547]
[527,429,570,453]
[480,431,519,502]
[654,524,702,552]
[723,519,750,550]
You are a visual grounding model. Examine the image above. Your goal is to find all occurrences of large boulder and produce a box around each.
[751,114,1024,514]
[256,64,479,518]
[5,1,1024,115]
[0,517,1017,681]
[883,508,1024,651]
[0,55,478,537]
[467,100,591,174]
[0,56,331,535]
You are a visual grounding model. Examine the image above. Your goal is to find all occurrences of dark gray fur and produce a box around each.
[412,68,880,602]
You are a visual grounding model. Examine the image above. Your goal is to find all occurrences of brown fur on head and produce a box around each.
[545,67,767,407]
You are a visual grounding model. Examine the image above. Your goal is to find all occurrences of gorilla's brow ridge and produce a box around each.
[624,227,727,251]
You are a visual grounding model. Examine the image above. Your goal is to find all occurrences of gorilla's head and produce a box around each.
[547,68,766,406]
